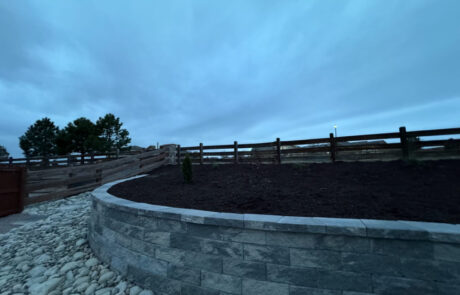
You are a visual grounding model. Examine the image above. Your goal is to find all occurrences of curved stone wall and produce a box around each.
[89,176,460,295]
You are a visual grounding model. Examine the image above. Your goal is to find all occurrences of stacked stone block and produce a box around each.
[89,180,460,295]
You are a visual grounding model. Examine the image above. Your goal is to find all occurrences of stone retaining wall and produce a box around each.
[89,176,460,295]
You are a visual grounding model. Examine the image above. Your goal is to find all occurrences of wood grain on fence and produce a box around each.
[25,148,170,205]
[0,149,147,169]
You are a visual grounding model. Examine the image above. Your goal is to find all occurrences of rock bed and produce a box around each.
[0,192,153,295]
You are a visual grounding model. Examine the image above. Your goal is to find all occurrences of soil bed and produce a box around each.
[108,160,460,223]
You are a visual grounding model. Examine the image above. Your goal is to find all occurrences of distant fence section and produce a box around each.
[177,126,460,164]
[0,149,147,170]
[0,167,26,217]
[15,146,175,205]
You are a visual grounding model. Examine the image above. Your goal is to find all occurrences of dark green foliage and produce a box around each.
[182,154,193,183]
[18,114,131,161]
[56,117,101,156]
[19,118,59,157]
[0,145,8,159]
[96,113,131,153]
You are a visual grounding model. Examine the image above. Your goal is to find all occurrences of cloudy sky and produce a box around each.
[1,0,459,157]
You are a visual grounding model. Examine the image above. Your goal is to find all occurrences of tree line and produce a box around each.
[1,114,131,163]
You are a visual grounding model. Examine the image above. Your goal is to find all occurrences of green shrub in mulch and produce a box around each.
[182,154,193,183]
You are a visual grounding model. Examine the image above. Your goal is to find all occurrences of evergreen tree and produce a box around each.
[19,118,59,158]
[96,113,131,153]
[56,117,101,162]
[182,154,193,183]
[0,145,9,159]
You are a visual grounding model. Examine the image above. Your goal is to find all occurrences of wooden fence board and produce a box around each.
[280,146,331,154]
[139,153,167,166]
[238,142,276,148]
[100,161,141,178]
[134,149,163,159]
[137,159,168,174]
[334,132,400,142]
[280,138,331,145]
[201,151,235,156]
[201,144,235,150]
[418,139,460,147]
[23,149,171,205]
[407,127,460,137]
[180,144,234,151]
[336,143,402,151]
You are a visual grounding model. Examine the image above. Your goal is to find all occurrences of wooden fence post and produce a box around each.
[276,138,281,164]
[177,145,181,165]
[20,167,27,207]
[42,156,49,168]
[234,141,238,164]
[8,157,13,167]
[68,169,73,189]
[199,143,203,165]
[26,157,30,168]
[399,126,409,159]
[116,149,120,159]
[67,154,71,167]
[96,169,102,184]
[329,133,336,162]
[90,152,95,164]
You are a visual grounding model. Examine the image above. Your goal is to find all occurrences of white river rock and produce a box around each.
[0,192,153,294]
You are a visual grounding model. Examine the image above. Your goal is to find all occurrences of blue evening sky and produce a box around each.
[1,0,459,157]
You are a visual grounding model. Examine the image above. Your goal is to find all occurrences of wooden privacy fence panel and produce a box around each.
[0,167,26,217]
[25,148,171,205]
[0,149,150,169]
[177,126,460,165]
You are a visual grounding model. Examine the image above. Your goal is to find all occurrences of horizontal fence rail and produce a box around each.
[0,149,152,169]
[176,126,460,165]
[21,146,174,205]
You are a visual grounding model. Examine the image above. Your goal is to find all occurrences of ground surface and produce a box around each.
[109,160,460,223]
[0,212,47,234]
[0,193,154,295]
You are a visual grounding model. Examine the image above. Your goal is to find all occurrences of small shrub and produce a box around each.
[182,154,193,183]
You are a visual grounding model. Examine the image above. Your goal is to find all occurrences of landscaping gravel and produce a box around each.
[0,192,153,295]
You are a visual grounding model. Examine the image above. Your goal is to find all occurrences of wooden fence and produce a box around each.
[2,126,459,207]
[0,149,148,170]
[177,126,460,164]
[0,167,26,217]
[24,146,174,205]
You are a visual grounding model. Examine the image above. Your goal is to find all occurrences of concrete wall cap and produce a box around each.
[91,175,460,243]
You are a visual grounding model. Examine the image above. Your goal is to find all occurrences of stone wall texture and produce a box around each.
[89,176,460,295]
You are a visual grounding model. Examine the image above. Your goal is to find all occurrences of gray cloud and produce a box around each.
[1,0,460,156]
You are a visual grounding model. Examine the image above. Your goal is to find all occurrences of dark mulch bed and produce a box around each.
[108,160,460,223]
